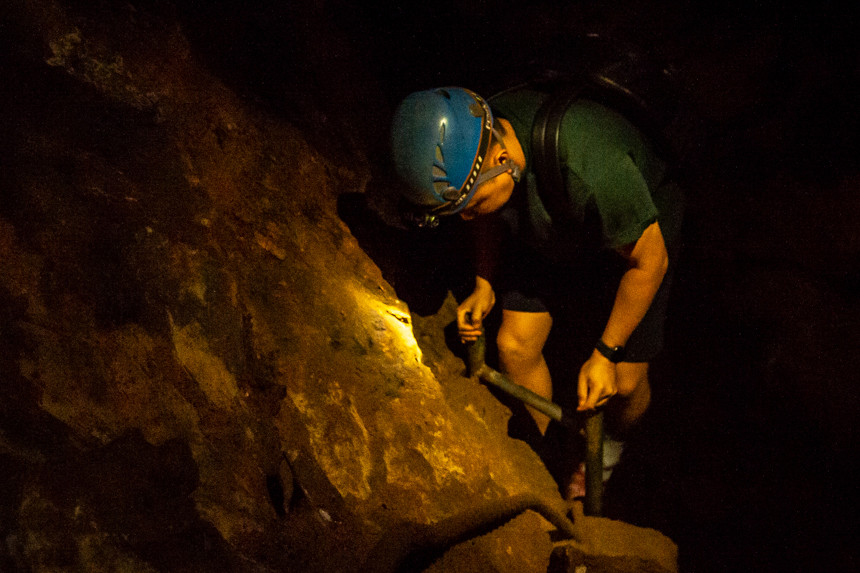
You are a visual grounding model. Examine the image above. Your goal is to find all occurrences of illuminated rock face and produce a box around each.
[4,2,675,572]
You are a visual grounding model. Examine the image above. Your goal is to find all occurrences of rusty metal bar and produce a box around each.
[466,333,604,516]
[583,409,604,516]
[466,333,563,422]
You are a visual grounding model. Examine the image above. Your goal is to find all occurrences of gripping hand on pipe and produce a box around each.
[577,350,618,411]
[457,276,495,344]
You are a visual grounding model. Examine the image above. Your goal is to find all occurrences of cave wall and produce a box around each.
[2,0,858,572]
[0,1,580,571]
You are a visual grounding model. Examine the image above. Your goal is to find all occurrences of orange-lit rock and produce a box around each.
[0,2,678,572]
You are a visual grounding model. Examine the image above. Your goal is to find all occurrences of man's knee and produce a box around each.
[496,311,552,367]
[615,362,650,398]
[496,328,543,366]
[609,362,652,435]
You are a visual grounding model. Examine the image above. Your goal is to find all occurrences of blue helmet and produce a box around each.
[390,87,494,217]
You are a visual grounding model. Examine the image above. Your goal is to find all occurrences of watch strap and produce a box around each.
[595,339,626,363]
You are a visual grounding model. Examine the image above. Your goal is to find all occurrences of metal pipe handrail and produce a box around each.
[466,333,604,516]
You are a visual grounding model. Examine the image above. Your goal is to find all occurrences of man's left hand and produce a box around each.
[577,350,618,410]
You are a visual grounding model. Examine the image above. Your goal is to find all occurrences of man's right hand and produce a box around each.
[456,277,496,343]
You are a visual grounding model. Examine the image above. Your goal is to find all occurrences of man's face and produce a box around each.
[457,118,524,221]
[458,174,515,220]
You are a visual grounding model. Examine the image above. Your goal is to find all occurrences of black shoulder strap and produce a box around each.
[530,86,583,225]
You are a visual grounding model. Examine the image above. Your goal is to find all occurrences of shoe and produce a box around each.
[602,435,625,481]
[566,462,587,500]
[564,437,625,501]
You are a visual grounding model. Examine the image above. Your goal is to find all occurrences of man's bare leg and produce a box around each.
[608,361,651,436]
[496,310,554,434]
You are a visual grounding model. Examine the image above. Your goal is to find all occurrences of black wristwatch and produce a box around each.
[595,339,626,363]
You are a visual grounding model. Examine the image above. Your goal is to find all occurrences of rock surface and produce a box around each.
[0,1,677,571]
[5,1,858,572]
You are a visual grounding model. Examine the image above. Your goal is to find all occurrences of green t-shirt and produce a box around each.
[491,87,673,261]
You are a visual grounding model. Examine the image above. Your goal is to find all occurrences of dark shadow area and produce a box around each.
[0,24,207,333]
[40,430,237,571]
[337,192,474,316]
[602,200,860,572]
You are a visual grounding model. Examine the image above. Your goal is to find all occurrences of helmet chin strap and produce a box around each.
[413,159,521,228]
[473,159,522,188]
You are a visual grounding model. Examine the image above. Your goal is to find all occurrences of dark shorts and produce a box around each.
[498,181,684,364]
[498,241,676,363]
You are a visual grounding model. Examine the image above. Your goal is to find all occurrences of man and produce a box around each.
[390,86,682,496]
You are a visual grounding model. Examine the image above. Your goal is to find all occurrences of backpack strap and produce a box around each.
[530,86,583,225]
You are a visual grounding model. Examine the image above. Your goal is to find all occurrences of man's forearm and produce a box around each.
[475,274,493,291]
[600,221,669,348]
[600,263,666,348]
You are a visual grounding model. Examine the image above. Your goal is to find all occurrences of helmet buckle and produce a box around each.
[441,186,462,202]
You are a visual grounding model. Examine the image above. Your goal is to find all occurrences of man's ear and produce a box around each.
[488,141,508,167]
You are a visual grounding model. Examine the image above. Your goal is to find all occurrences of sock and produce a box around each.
[602,435,625,482]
